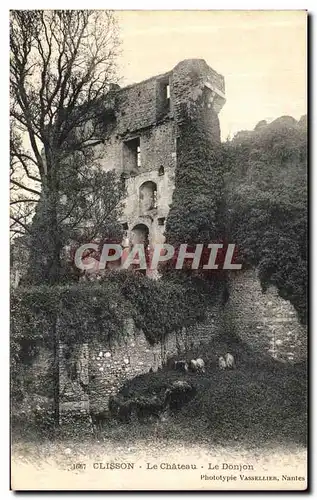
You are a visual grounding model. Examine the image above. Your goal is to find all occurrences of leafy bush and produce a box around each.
[10,281,131,405]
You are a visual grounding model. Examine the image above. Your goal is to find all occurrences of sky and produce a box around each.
[116,10,307,140]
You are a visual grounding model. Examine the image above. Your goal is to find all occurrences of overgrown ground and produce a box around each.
[12,335,307,450]
[117,335,307,448]
[11,336,307,490]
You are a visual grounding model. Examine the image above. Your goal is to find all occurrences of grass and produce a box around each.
[116,334,307,447]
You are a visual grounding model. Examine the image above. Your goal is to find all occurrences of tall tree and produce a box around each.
[10,10,123,284]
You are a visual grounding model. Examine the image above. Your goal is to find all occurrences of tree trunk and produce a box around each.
[44,154,62,285]
[52,314,60,426]
[27,153,62,285]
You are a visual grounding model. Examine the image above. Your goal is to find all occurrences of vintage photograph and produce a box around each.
[10,9,307,491]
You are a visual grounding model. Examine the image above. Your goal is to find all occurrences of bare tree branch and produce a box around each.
[11,179,41,196]
[10,10,123,284]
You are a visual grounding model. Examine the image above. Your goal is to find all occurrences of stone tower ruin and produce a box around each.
[97,58,225,249]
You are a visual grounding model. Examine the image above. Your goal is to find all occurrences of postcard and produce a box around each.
[10,9,307,491]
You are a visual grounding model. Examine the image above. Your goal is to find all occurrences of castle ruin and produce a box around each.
[22,59,305,419]
[97,58,225,252]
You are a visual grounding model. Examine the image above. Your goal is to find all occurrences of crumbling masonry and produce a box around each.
[96,58,225,251]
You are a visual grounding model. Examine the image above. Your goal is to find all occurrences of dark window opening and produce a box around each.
[156,77,171,119]
[123,137,141,172]
[158,166,165,176]
[166,83,170,99]
[158,217,165,226]
[122,222,128,231]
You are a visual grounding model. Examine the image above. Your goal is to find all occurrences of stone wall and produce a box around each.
[224,269,307,363]
[88,331,164,412]
[171,59,225,125]
[115,73,170,135]
[88,302,224,411]
[59,343,89,420]
[120,121,177,246]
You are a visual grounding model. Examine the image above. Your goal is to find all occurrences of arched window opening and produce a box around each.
[131,224,149,247]
[130,224,149,276]
[158,166,165,176]
[139,181,158,213]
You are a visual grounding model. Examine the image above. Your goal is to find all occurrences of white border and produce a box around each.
[1,2,314,499]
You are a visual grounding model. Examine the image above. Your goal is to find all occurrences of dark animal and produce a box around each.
[164,380,196,410]
[89,410,108,431]
[174,360,188,372]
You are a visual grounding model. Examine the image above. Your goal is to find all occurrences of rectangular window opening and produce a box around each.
[164,83,170,110]
[123,137,141,171]
[156,77,171,120]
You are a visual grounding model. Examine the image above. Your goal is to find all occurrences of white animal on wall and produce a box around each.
[218,356,226,370]
[196,358,205,373]
[225,353,235,369]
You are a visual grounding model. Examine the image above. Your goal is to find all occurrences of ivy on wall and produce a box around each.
[11,281,130,368]
[165,108,224,246]
[163,91,228,301]
[11,271,212,373]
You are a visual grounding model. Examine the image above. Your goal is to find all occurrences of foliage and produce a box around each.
[163,93,229,305]
[10,271,209,374]
[100,271,210,345]
[223,116,307,323]
[11,281,130,350]
[165,109,224,246]
[26,162,124,285]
